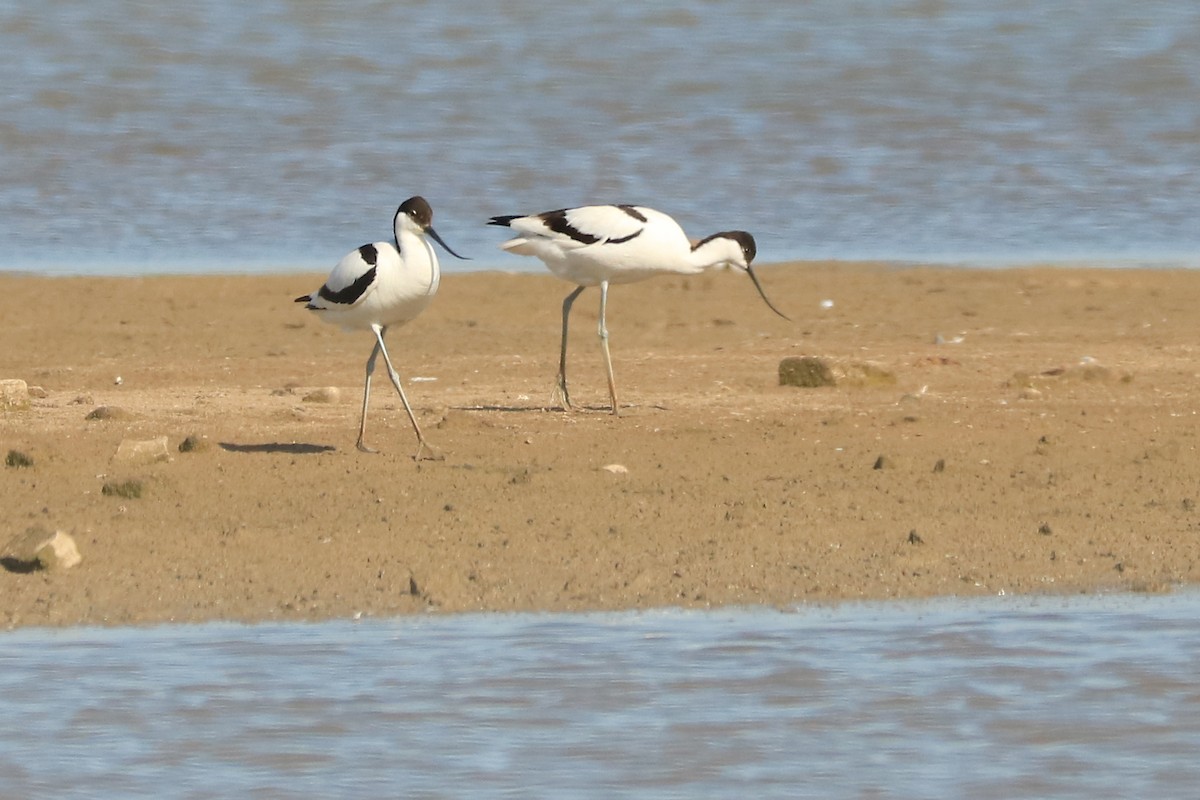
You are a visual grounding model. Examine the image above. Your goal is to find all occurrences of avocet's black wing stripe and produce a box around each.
[318,265,377,306]
[616,205,647,222]
[606,229,643,245]
[541,209,601,245]
[493,205,648,247]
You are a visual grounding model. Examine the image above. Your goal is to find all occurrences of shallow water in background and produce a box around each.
[1,1,1198,273]
[1,593,1199,798]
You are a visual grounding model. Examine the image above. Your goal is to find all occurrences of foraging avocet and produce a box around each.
[487,204,789,413]
[296,196,467,458]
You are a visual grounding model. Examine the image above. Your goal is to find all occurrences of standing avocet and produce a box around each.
[296,196,467,459]
[487,204,788,413]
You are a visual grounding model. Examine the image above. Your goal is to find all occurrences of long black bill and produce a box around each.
[745,264,790,321]
[427,226,470,260]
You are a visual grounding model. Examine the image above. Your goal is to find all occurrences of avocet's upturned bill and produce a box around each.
[488,204,789,413]
[296,196,467,459]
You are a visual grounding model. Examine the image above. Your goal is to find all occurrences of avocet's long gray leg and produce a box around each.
[597,280,618,415]
[555,285,586,410]
[368,323,438,460]
[356,337,383,453]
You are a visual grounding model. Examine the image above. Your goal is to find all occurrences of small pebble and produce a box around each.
[86,406,131,421]
[6,450,34,468]
[302,386,341,404]
[778,356,836,388]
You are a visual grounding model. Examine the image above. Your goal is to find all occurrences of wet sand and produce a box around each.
[3,263,1200,628]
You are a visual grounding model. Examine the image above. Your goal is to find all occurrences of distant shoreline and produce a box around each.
[6,252,1200,279]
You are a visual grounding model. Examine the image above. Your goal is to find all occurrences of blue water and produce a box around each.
[2,594,1199,798]
[4,7,1200,793]
[2,1,1199,274]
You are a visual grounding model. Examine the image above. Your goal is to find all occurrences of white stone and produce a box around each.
[0,379,29,411]
[600,464,629,474]
[114,436,171,465]
[4,528,82,571]
[37,532,82,570]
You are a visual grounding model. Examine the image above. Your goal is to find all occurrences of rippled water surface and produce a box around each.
[2,1,1198,272]
[2,594,1199,798]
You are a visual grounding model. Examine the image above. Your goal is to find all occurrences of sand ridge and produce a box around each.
[2,263,1199,628]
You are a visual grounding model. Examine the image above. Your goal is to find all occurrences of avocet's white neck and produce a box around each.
[396,222,441,295]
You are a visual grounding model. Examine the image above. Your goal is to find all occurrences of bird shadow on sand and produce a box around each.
[452,404,554,414]
[1,558,38,575]
[219,442,336,455]
[452,403,650,414]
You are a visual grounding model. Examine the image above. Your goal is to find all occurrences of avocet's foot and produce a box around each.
[412,440,444,462]
[550,381,573,412]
